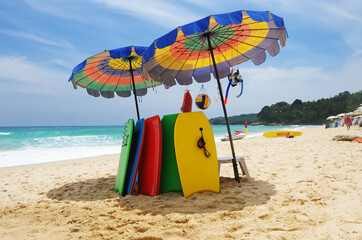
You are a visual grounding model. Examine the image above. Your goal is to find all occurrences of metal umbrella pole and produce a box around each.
[128,58,140,120]
[206,34,240,183]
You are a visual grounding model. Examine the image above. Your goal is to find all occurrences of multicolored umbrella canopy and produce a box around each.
[143,10,287,181]
[69,45,161,120]
[143,10,286,86]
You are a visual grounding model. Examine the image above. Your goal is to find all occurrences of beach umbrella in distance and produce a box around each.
[69,46,161,120]
[143,10,287,182]
[336,113,346,117]
[326,116,337,121]
[353,110,362,116]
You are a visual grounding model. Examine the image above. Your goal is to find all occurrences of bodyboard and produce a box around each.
[123,119,145,196]
[115,119,134,195]
[138,115,162,196]
[159,114,182,193]
[263,130,302,138]
[174,112,219,198]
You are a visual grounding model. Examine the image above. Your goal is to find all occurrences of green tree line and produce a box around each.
[209,113,258,125]
[209,90,362,125]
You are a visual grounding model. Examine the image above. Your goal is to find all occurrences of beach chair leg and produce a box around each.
[238,159,250,180]
[238,160,246,175]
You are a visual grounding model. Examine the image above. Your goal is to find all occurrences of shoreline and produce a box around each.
[1,124,319,169]
[0,153,120,171]
[1,126,361,239]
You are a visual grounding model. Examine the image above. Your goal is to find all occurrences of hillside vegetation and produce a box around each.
[209,90,362,125]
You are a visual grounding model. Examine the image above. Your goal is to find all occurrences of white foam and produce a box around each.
[0,145,121,168]
[0,132,11,135]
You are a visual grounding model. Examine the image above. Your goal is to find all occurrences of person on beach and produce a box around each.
[345,115,352,130]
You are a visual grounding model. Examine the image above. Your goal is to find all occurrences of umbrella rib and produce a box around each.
[214,26,276,52]
[75,65,110,88]
[211,36,233,69]
[214,24,283,41]
[133,60,161,89]
[108,60,130,92]
[173,46,196,80]
[215,27,282,42]
[174,34,213,79]
[113,61,132,91]
[132,62,144,89]
[201,27,251,63]
[101,59,133,92]
[204,24,238,69]
[155,37,199,80]
[184,33,213,76]
[75,59,116,85]
[132,60,149,89]
[83,58,129,92]
[217,39,263,64]
[226,35,269,51]
[212,30,233,69]
[185,36,208,78]
[93,61,122,92]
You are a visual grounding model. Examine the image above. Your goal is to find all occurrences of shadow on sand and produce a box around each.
[47,175,276,214]
[47,176,118,201]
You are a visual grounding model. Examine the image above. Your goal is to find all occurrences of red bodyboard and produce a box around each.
[138,115,162,196]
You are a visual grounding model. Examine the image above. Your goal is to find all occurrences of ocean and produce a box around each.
[0,124,318,168]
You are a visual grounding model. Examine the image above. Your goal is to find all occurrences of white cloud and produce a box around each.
[234,56,362,108]
[23,0,114,26]
[91,0,203,28]
[0,56,69,95]
[23,0,86,21]
[0,28,73,48]
[23,0,203,29]
[243,0,362,54]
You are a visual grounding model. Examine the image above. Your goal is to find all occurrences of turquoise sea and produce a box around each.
[0,124,318,168]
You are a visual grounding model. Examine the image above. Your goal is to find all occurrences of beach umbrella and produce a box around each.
[69,46,161,120]
[143,10,287,182]
[326,116,337,120]
[336,113,346,117]
[353,110,362,116]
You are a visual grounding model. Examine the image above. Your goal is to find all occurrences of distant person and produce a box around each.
[345,115,352,130]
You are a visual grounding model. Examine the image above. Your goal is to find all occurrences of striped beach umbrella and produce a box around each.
[143,10,287,182]
[69,46,161,120]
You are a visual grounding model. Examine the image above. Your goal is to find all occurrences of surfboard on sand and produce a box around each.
[115,119,134,195]
[123,118,145,196]
[174,112,219,198]
[138,115,162,197]
[263,130,302,138]
[159,114,182,193]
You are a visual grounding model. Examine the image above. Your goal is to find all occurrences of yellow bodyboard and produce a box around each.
[263,130,302,138]
[174,112,220,197]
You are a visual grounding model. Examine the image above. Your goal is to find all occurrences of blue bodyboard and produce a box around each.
[124,119,145,196]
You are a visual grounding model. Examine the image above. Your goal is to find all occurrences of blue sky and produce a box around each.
[0,0,361,126]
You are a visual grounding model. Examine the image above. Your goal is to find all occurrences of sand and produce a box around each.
[0,126,361,239]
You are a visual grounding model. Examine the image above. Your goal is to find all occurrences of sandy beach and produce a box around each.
[0,126,361,239]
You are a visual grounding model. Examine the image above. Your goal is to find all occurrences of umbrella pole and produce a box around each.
[207,35,240,183]
[129,59,140,120]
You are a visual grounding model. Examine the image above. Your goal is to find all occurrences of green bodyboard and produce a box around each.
[115,119,134,195]
[159,114,182,193]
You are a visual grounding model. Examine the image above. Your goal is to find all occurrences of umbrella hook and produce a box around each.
[197,128,211,157]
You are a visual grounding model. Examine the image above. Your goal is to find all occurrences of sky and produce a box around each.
[0,0,361,126]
